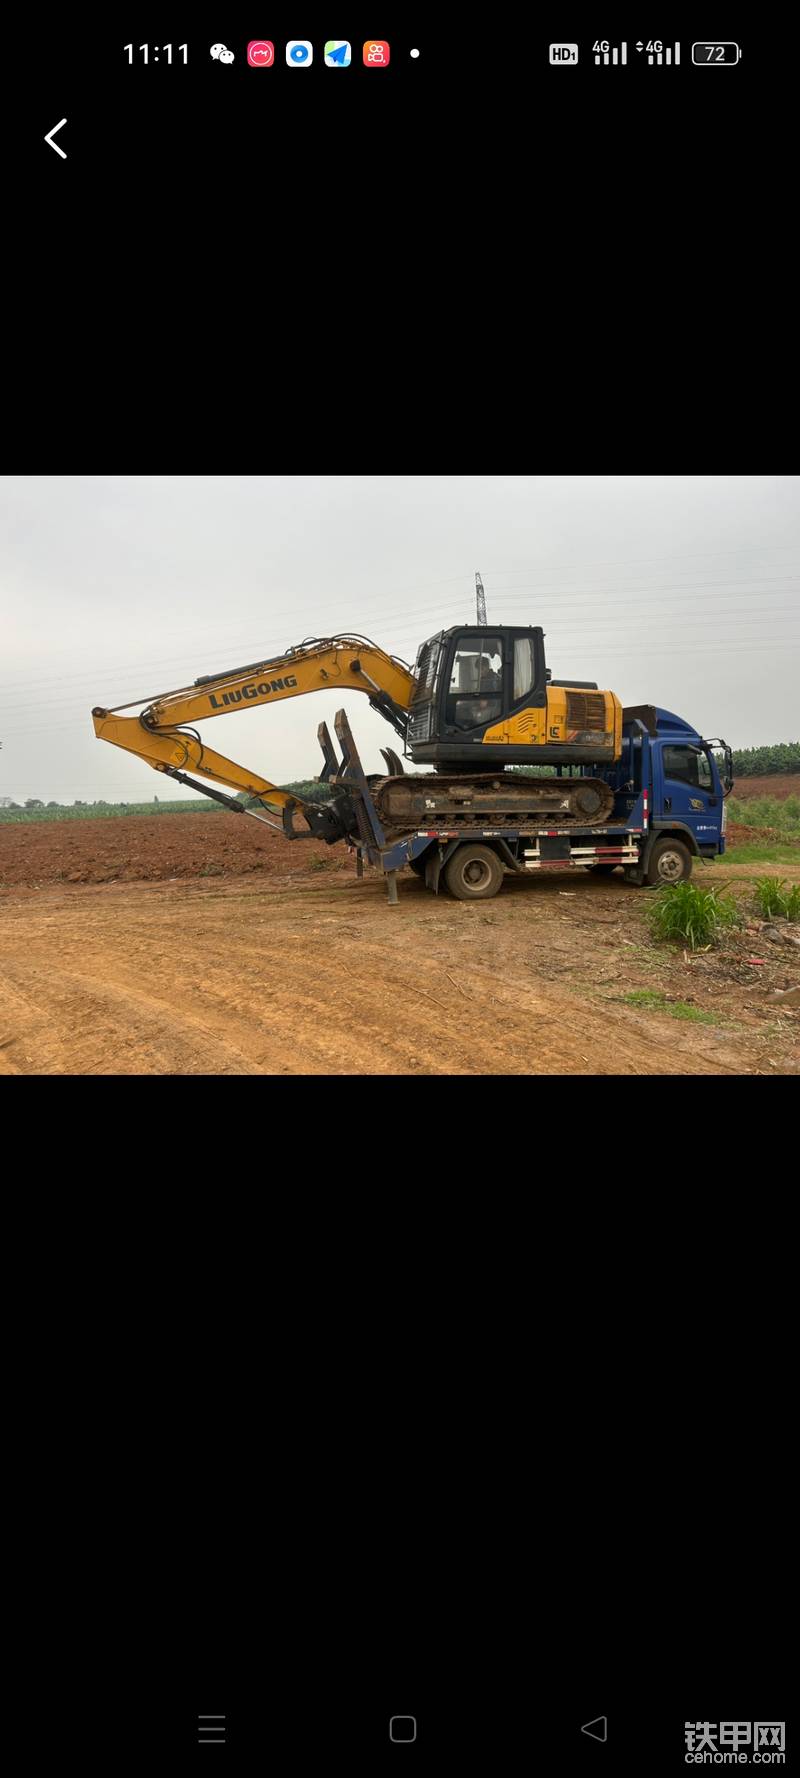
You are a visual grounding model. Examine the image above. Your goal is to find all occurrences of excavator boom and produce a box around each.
[137,635,415,734]
[92,635,417,840]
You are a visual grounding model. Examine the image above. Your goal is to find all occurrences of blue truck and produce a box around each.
[324,706,734,903]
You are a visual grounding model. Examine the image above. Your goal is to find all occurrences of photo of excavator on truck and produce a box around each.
[92,590,734,904]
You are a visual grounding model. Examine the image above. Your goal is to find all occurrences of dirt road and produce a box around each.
[1,817,798,1074]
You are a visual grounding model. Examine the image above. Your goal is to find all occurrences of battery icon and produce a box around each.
[691,43,740,65]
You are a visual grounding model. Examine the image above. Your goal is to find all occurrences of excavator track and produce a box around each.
[371,772,615,834]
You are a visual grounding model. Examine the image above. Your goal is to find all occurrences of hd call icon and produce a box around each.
[550,43,578,63]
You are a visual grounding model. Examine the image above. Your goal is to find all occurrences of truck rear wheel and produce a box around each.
[444,844,504,901]
[645,837,692,886]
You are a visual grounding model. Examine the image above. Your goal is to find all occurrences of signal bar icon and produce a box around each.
[594,40,627,65]
[636,41,681,64]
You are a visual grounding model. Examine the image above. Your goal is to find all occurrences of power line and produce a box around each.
[480,572,800,597]
[3,608,799,714]
[479,541,800,571]
[3,620,799,723]
[4,569,799,691]
[3,590,796,714]
[3,640,797,739]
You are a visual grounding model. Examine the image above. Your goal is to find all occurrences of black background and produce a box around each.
[5,9,797,1770]
[9,1193,795,1770]
[9,11,797,465]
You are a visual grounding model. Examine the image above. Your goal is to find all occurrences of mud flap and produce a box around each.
[427,839,464,895]
[425,848,445,894]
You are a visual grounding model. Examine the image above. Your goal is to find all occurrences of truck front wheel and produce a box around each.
[645,837,692,886]
[444,844,504,901]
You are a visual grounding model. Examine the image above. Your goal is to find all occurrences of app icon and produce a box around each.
[247,41,274,67]
[286,40,313,66]
[325,41,351,67]
[363,40,390,67]
[210,43,235,64]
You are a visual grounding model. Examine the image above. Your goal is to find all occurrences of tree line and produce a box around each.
[727,743,800,777]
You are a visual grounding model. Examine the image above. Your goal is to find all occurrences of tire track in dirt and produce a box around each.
[0,907,737,1075]
[1,867,796,1075]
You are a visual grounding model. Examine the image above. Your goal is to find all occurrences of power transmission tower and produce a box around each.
[475,572,487,626]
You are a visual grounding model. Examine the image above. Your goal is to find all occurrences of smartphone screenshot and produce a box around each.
[5,13,796,1773]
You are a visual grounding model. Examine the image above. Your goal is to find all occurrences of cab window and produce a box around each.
[663,745,713,790]
[513,637,534,702]
[447,638,503,731]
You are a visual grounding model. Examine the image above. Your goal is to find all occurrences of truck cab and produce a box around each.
[604,708,733,884]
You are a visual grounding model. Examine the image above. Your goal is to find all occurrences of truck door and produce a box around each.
[658,742,721,847]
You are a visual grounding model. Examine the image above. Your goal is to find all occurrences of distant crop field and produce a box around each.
[729,772,800,803]
[0,800,223,823]
[0,781,332,823]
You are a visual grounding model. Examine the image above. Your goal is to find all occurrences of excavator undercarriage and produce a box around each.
[302,715,615,859]
[368,771,615,836]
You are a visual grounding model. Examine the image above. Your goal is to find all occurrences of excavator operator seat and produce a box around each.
[448,637,503,730]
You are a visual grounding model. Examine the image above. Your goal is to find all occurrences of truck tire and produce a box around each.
[444,844,504,901]
[645,836,692,886]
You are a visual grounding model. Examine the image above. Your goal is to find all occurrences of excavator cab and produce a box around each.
[408,626,549,766]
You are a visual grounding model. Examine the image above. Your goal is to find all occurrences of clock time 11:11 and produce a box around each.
[124,45,189,64]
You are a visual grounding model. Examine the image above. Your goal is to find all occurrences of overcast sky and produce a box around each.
[2,475,798,804]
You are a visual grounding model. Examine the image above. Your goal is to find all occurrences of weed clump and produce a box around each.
[754,876,800,920]
[646,880,741,951]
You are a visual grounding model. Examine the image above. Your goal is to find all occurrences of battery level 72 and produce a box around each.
[691,43,740,65]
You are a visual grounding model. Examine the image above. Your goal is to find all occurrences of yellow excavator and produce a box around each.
[92,623,624,845]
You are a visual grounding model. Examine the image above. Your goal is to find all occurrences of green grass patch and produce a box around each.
[720,843,800,865]
[622,989,722,1025]
[646,880,741,950]
[754,876,800,920]
[728,795,800,832]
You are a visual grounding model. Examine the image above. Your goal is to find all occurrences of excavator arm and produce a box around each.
[92,636,417,840]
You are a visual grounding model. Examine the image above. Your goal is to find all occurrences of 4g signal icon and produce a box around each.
[636,39,680,64]
[593,40,627,65]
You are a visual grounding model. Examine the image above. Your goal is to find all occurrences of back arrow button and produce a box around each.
[581,1716,608,1742]
[45,119,67,159]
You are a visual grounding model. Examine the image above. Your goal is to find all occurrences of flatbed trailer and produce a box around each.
[320,707,733,904]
